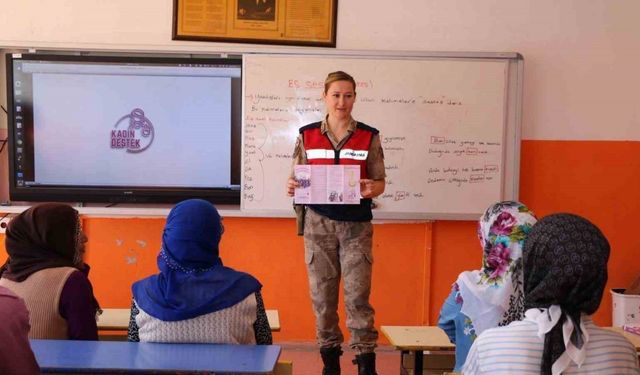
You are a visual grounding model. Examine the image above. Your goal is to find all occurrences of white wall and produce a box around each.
[1,0,639,140]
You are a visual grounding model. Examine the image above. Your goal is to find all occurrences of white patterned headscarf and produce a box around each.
[456,201,537,335]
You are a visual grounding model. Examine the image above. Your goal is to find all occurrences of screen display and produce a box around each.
[7,53,242,203]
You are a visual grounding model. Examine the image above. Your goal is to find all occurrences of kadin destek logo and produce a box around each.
[110,108,154,153]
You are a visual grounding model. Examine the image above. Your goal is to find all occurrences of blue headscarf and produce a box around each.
[132,199,262,321]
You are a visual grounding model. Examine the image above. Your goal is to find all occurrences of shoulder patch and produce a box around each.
[356,122,379,134]
[299,122,322,134]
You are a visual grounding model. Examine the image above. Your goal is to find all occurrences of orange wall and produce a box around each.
[517,140,640,326]
[429,140,640,326]
[1,140,639,341]
[0,218,431,343]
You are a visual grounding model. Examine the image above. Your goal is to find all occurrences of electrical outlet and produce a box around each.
[0,217,11,234]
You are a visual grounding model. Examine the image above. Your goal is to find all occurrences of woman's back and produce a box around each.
[464,213,640,375]
[0,267,76,339]
[129,199,271,345]
[129,292,272,344]
[438,201,537,372]
[463,318,639,374]
[0,203,99,340]
[0,286,40,375]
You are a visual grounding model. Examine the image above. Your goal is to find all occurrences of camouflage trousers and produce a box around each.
[303,208,378,354]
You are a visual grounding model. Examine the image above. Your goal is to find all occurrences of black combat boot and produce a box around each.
[320,346,342,375]
[353,352,377,375]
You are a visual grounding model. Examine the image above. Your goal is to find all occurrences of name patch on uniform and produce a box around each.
[306,149,336,160]
[340,149,368,160]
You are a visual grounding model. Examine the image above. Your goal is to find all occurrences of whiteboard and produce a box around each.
[241,52,523,220]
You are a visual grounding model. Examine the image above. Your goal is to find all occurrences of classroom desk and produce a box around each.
[266,309,281,331]
[99,308,281,332]
[31,339,281,374]
[381,326,454,375]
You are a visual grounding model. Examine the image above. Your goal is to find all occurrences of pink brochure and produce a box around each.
[294,165,360,204]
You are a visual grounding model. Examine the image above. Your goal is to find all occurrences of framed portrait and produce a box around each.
[173,0,338,47]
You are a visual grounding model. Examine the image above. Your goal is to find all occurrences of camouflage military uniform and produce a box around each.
[291,116,385,353]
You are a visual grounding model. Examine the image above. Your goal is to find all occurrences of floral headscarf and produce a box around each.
[456,201,537,335]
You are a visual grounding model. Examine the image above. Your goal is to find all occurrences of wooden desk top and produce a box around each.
[266,309,280,331]
[98,308,281,331]
[381,326,639,352]
[381,326,455,351]
[97,308,130,330]
[31,339,281,374]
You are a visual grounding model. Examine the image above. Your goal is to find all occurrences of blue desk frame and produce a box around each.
[30,339,281,374]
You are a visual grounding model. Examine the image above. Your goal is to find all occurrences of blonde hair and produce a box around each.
[324,71,356,95]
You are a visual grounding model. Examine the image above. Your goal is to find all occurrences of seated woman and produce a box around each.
[128,199,272,345]
[463,213,640,374]
[0,286,40,375]
[438,201,537,372]
[0,203,100,340]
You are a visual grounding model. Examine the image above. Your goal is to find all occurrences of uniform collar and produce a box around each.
[320,115,357,134]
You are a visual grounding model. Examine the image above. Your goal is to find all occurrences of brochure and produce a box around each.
[294,165,360,205]
[623,324,640,336]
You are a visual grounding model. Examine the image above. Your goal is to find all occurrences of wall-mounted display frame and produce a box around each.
[173,0,337,47]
